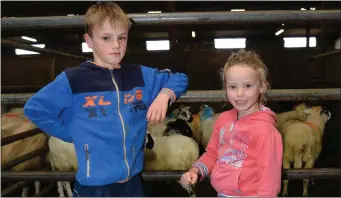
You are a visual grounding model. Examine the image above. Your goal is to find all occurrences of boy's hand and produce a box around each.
[147,93,170,125]
[180,167,199,185]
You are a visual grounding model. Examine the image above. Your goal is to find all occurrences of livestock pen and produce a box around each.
[1,1,341,197]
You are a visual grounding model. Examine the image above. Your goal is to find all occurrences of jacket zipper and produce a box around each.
[111,70,130,181]
[85,144,90,177]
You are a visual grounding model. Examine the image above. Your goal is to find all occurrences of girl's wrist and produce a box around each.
[189,167,200,174]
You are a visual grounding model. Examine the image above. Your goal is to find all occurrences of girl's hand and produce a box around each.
[180,168,199,185]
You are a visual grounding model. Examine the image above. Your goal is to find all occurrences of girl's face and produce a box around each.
[224,65,264,118]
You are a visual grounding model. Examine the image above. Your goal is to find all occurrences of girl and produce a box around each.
[180,50,283,197]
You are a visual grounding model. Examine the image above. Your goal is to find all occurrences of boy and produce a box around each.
[24,2,188,197]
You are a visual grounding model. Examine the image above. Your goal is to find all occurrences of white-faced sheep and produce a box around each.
[1,108,47,197]
[48,136,78,197]
[276,103,310,133]
[281,106,331,197]
[143,130,199,171]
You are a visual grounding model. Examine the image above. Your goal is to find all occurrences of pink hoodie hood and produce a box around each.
[230,106,277,127]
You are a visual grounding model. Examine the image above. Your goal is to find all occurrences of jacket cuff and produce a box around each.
[160,88,176,105]
[192,162,209,181]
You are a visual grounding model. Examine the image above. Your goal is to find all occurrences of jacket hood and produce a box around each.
[231,105,277,127]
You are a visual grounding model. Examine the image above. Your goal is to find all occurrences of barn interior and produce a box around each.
[1,1,341,197]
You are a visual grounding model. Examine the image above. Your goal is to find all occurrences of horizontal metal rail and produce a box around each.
[311,49,341,59]
[1,10,340,30]
[1,168,340,181]
[2,89,339,105]
[177,89,341,102]
[1,147,48,170]
[2,39,93,60]
[1,128,43,146]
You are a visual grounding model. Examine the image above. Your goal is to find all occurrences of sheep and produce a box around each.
[1,108,47,197]
[281,106,331,197]
[164,106,203,145]
[198,105,220,149]
[143,131,199,171]
[148,106,199,140]
[48,136,78,197]
[276,103,310,133]
[144,131,198,197]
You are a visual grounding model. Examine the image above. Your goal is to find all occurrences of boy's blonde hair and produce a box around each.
[221,49,270,104]
[85,2,131,37]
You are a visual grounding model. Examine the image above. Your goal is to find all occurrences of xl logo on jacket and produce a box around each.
[124,89,147,113]
[82,96,111,118]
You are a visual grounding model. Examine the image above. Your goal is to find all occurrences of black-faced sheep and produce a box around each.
[281,106,331,197]
[148,106,196,139]
[168,106,202,144]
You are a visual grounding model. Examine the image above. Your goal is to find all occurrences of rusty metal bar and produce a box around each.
[177,89,341,102]
[1,10,340,30]
[1,128,43,146]
[1,168,340,181]
[311,49,341,59]
[1,181,29,197]
[1,147,48,170]
[1,89,340,105]
[32,183,56,197]
[1,39,93,61]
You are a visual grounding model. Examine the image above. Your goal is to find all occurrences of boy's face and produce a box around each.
[224,65,264,117]
[84,18,128,69]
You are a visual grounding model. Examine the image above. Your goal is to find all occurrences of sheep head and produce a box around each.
[172,106,193,123]
[145,132,155,150]
[304,106,331,124]
[198,104,215,121]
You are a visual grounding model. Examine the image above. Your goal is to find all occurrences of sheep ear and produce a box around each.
[303,108,312,114]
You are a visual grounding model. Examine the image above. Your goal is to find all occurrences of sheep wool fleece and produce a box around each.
[193,106,283,197]
[24,61,188,186]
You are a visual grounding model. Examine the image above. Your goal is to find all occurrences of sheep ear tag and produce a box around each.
[201,108,215,120]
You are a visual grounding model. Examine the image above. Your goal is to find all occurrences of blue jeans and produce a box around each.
[72,175,145,197]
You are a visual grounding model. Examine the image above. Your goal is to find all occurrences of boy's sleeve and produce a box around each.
[191,120,220,181]
[24,72,73,143]
[143,67,188,105]
[256,128,283,197]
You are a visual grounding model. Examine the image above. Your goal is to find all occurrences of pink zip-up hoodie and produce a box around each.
[193,106,283,197]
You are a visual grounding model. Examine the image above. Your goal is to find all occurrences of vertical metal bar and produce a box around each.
[51,57,56,81]
[32,183,56,197]
[1,181,29,197]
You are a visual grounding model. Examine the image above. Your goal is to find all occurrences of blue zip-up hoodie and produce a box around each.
[24,61,188,186]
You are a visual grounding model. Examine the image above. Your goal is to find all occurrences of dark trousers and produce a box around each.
[72,175,145,197]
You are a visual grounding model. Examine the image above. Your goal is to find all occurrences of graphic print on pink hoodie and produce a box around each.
[193,107,283,197]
